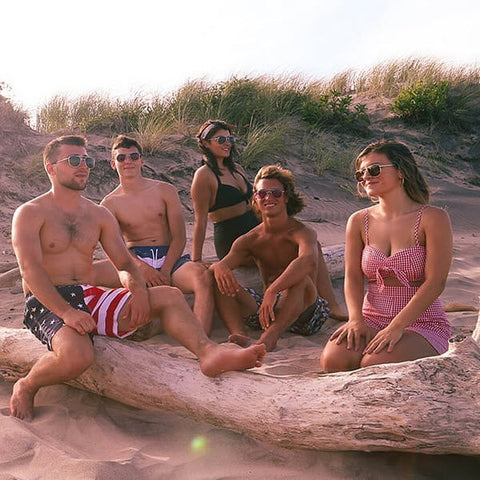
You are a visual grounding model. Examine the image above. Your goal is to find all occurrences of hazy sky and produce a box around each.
[2,0,479,112]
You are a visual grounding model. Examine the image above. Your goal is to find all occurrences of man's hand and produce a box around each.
[123,289,151,328]
[138,262,168,287]
[258,289,277,330]
[63,309,97,336]
[210,262,240,297]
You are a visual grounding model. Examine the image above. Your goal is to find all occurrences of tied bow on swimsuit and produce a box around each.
[375,266,411,292]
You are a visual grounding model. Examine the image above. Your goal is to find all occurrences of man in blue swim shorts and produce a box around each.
[93,135,215,334]
[211,165,330,351]
[9,135,266,420]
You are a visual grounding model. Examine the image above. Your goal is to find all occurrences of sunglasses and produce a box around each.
[355,163,394,182]
[54,155,95,169]
[213,135,235,145]
[254,189,285,199]
[115,152,141,162]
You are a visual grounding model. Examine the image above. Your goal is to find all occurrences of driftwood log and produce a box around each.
[1,316,480,455]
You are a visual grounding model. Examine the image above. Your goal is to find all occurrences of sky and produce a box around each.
[1,0,479,114]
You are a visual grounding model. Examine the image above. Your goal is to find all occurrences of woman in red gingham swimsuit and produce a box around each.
[361,205,450,354]
[321,140,452,372]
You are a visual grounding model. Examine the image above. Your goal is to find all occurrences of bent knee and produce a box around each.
[149,285,185,308]
[62,345,94,377]
[320,345,359,373]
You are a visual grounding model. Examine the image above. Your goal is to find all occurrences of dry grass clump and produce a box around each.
[0,83,29,135]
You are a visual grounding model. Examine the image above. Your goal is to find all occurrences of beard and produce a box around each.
[59,177,88,191]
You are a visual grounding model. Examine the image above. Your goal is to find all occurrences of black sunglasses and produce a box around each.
[254,189,285,199]
[355,163,394,182]
[213,135,235,145]
[53,155,95,169]
[115,152,141,162]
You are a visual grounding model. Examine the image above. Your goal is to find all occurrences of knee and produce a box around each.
[320,345,356,373]
[62,344,95,377]
[192,266,214,291]
[150,285,185,310]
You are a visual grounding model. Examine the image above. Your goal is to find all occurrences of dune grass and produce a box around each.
[6,57,479,174]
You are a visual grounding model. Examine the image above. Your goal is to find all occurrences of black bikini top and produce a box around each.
[207,166,253,212]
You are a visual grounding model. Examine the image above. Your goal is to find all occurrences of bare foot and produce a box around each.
[443,302,478,312]
[228,333,252,347]
[199,343,266,377]
[10,378,35,421]
[328,304,348,321]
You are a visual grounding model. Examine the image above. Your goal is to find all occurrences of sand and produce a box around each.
[1,123,480,478]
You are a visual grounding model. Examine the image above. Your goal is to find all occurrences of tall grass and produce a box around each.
[34,57,480,157]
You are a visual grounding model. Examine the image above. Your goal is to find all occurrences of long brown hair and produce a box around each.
[356,140,430,204]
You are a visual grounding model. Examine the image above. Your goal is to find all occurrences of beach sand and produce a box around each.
[1,128,480,478]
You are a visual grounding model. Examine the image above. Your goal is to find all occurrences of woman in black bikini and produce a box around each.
[191,119,259,262]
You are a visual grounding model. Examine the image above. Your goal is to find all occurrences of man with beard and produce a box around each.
[10,135,265,420]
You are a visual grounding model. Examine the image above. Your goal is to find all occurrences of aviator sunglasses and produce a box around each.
[254,189,285,199]
[53,155,95,169]
[355,163,394,182]
[213,135,236,145]
[115,152,141,162]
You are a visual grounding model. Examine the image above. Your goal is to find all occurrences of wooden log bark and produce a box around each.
[1,318,479,455]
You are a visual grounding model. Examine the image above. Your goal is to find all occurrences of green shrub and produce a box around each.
[391,81,480,130]
[391,81,449,125]
[301,90,369,134]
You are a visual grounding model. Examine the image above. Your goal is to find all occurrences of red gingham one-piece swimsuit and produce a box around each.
[361,205,451,354]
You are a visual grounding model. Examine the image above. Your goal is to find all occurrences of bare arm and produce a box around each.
[191,168,215,262]
[12,203,96,334]
[98,206,149,327]
[158,184,187,279]
[329,210,372,350]
[210,234,253,296]
[364,207,452,353]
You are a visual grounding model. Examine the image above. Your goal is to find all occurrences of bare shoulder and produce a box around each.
[234,162,249,177]
[193,164,215,183]
[421,205,451,228]
[13,195,48,224]
[153,178,178,195]
[347,208,369,229]
[288,219,317,242]
[101,185,122,206]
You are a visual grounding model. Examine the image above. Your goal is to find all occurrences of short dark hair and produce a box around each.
[253,165,305,216]
[43,135,87,165]
[111,135,143,157]
[356,140,430,204]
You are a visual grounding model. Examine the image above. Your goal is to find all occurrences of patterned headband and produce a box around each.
[199,123,217,140]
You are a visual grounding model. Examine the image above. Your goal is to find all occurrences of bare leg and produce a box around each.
[145,286,265,376]
[320,335,368,372]
[10,327,94,420]
[316,242,347,321]
[360,331,438,368]
[254,278,317,351]
[92,259,122,288]
[172,262,215,334]
[214,283,258,335]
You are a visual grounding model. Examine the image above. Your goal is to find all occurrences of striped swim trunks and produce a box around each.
[24,284,136,350]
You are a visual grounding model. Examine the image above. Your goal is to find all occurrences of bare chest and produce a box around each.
[115,197,167,231]
[40,210,100,255]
